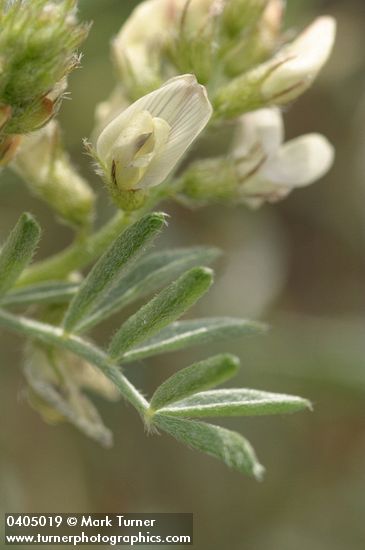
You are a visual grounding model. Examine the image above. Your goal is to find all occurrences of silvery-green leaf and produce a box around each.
[154,415,264,480]
[122,317,266,363]
[150,354,240,411]
[63,212,167,333]
[108,267,213,361]
[2,281,78,307]
[0,213,40,298]
[80,246,220,332]
[155,388,312,418]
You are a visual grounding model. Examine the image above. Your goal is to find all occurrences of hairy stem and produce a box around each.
[0,308,149,416]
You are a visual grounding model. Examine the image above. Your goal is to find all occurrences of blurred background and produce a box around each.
[1,0,365,548]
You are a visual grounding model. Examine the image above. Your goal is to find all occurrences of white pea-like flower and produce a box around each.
[96,74,213,194]
[232,108,334,207]
[262,16,336,104]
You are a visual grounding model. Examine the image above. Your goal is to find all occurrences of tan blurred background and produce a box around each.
[1,1,365,548]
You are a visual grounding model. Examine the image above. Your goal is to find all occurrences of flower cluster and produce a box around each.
[94,0,336,210]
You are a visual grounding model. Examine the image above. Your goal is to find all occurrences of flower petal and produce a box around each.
[262,16,337,103]
[262,133,334,187]
[136,75,213,188]
[234,108,284,158]
[288,16,336,67]
[232,108,284,181]
[239,173,291,206]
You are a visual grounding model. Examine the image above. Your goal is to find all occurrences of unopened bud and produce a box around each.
[168,0,225,84]
[94,74,212,210]
[0,0,89,135]
[112,0,184,99]
[12,121,95,228]
[223,0,284,76]
[222,0,269,38]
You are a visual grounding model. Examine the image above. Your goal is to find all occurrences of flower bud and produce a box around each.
[95,74,212,210]
[12,121,95,228]
[222,0,269,39]
[213,16,336,118]
[112,0,184,99]
[168,0,225,84]
[0,0,89,136]
[223,0,284,77]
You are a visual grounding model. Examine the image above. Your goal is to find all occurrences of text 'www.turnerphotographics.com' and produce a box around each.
[4,514,193,546]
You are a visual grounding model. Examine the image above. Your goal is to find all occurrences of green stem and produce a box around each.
[0,308,149,416]
[17,210,131,287]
